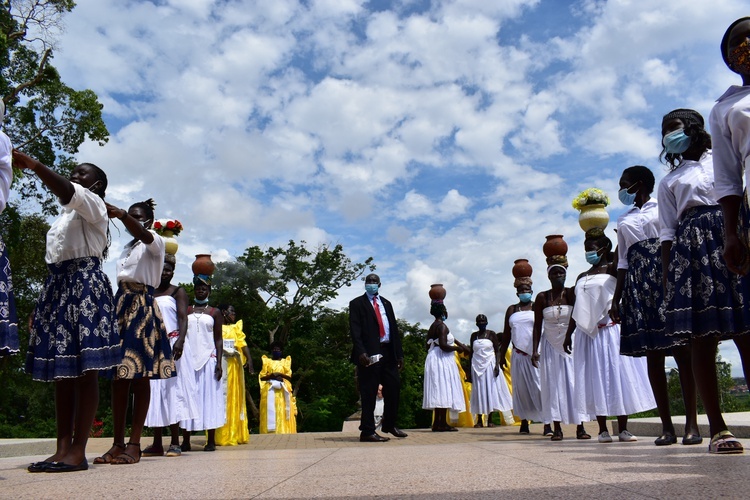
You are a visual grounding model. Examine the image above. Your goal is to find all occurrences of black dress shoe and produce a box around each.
[360,433,390,442]
[45,458,88,473]
[382,427,408,438]
[28,461,54,473]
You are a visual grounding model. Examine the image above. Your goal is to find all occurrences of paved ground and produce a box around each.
[1,415,749,499]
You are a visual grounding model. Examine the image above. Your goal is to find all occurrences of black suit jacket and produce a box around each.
[349,293,403,363]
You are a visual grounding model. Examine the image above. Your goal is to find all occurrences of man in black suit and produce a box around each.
[349,273,407,442]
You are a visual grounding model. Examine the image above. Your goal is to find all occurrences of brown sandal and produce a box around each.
[93,442,126,464]
[110,442,142,465]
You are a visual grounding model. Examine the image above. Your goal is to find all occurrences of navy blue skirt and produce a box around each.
[0,235,19,357]
[663,205,750,343]
[111,282,174,380]
[620,238,673,356]
[26,257,121,381]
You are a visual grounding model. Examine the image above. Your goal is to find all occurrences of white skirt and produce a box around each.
[495,369,513,412]
[510,349,543,422]
[422,346,466,412]
[540,338,587,424]
[573,324,656,417]
[180,353,227,431]
[470,364,501,415]
[145,336,199,427]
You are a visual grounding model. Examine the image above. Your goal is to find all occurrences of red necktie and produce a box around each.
[373,296,386,339]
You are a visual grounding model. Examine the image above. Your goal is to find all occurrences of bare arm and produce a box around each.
[105,203,154,244]
[719,195,748,275]
[12,150,75,204]
[172,287,189,360]
[212,308,224,380]
[531,293,547,368]
[498,305,513,368]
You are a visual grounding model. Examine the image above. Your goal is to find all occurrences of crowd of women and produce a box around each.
[419,17,750,455]
[0,142,297,472]
[3,17,750,470]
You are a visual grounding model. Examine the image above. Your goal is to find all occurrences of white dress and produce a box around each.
[572,274,657,417]
[540,304,588,424]
[469,337,502,415]
[509,309,543,422]
[145,294,198,427]
[422,333,466,412]
[180,308,227,431]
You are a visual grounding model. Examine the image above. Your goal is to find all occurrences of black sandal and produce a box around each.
[551,429,563,441]
[93,442,126,464]
[576,428,591,440]
[110,442,142,465]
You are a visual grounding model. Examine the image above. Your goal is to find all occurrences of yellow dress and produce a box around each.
[434,351,475,427]
[215,320,250,446]
[259,355,297,434]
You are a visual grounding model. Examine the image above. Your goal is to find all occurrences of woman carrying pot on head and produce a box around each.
[564,229,655,444]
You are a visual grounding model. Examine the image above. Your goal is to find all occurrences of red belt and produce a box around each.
[598,322,615,328]
[167,330,179,338]
[514,348,529,356]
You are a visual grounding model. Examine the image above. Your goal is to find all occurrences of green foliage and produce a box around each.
[394,319,431,429]
[2,0,108,215]
[666,351,742,416]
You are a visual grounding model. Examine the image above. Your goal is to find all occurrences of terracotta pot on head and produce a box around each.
[192,254,215,276]
[429,284,447,301]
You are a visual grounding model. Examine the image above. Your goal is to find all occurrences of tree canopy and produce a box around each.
[2,0,108,215]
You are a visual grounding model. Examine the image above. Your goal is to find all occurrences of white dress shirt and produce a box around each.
[657,152,716,243]
[116,230,165,288]
[45,183,109,264]
[616,197,659,270]
[710,85,750,201]
[365,292,391,343]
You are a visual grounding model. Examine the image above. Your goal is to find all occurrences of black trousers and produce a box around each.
[357,346,400,436]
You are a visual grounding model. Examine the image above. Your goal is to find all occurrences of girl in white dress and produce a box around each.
[500,278,546,435]
[564,229,656,443]
[532,264,591,441]
[180,274,225,451]
[422,299,468,431]
[469,314,502,425]
[143,256,197,457]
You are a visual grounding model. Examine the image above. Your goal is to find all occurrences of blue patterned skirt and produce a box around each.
[620,238,672,356]
[0,235,19,357]
[111,282,174,380]
[26,257,121,381]
[663,205,750,343]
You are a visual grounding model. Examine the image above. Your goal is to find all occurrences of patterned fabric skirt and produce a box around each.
[0,235,19,356]
[620,238,671,356]
[26,257,121,381]
[663,205,750,343]
[112,282,174,380]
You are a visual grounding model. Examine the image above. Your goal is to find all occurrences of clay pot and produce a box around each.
[429,284,447,301]
[192,254,215,276]
[578,204,609,232]
[512,259,532,278]
[543,235,567,258]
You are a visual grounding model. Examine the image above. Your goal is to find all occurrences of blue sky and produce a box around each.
[35,0,750,374]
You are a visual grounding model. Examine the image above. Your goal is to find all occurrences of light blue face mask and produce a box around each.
[618,185,637,206]
[585,250,602,265]
[194,298,209,305]
[518,293,532,303]
[663,129,691,154]
[365,283,379,295]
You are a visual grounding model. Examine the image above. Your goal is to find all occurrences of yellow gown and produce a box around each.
[259,355,297,434]
[215,320,250,446]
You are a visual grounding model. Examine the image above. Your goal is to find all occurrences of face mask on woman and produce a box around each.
[618,185,637,206]
[518,293,532,303]
[585,250,602,265]
[663,129,691,154]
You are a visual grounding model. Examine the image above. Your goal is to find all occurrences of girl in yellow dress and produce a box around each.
[215,305,254,445]
[259,342,297,434]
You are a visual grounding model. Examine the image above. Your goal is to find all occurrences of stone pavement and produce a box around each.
[1,415,750,499]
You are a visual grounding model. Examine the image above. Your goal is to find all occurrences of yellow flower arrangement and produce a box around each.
[571,188,609,211]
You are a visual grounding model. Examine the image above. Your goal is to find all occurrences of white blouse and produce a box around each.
[45,183,109,264]
[0,131,11,214]
[657,152,716,243]
[616,198,659,269]
[116,230,165,288]
[711,85,750,201]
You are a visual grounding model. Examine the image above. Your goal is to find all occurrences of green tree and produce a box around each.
[667,352,740,416]
[231,240,375,346]
[2,0,108,215]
